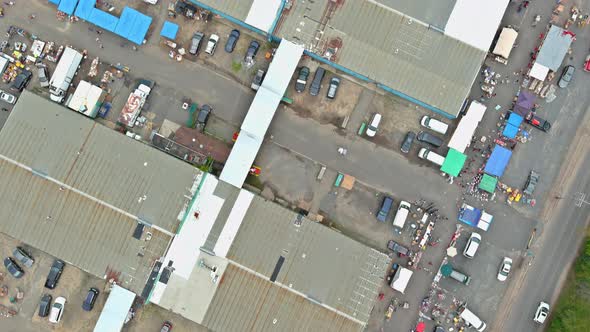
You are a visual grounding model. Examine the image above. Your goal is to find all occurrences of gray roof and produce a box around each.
[202,263,364,332]
[0,92,201,233]
[276,0,486,116]
[226,196,390,324]
[375,0,457,28]
[536,25,574,71]
[0,157,172,293]
[189,0,252,21]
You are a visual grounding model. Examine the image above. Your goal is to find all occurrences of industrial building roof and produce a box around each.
[202,264,364,332]
[276,0,487,116]
[375,0,457,29]
[189,0,252,23]
[0,92,200,234]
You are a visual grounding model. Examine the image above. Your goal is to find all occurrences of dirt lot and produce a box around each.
[0,233,106,332]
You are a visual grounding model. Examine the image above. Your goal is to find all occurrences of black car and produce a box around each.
[309,67,326,96]
[244,40,260,61]
[82,287,99,311]
[295,66,310,93]
[189,32,204,55]
[525,112,551,132]
[225,29,240,53]
[401,131,416,154]
[4,257,24,278]
[197,104,212,127]
[417,131,443,148]
[13,246,34,268]
[39,294,52,317]
[45,259,65,289]
[10,70,32,92]
[326,77,340,99]
[433,326,445,332]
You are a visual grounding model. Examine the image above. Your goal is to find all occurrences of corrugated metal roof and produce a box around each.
[202,264,364,332]
[0,92,201,233]
[0,160,171,293]
[276,0,487,116]
[226,196,390,324]
[376,0,457,28]
[190,0,253,21]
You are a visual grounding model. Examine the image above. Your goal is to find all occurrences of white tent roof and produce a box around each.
[447,101,487,153]
[445,0,510,51]
[492,27,518,59]
[219,131,264,188]
[245,0,282,33]
[530,62,550,81]
[67,81,104,118]
[391,267,413,294]
[93,285,135,332]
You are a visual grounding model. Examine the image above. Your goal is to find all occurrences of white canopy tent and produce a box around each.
[492,27,518,59]
[447,101,487,153]
[529,62,550,81]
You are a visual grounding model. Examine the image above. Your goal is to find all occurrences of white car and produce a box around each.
[0,91,16,104]
[497,257,513,281]
[49,296,66,323]
[366,113,382,137]
[533,301,550,324]
[205,34,220,55]
[463,232,482,259]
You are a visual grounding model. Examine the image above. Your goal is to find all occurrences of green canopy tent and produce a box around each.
[440,148,467,177]
[479,174,498,193]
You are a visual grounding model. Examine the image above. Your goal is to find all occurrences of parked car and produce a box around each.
[558,65,575,88]
[420,116,448,134]
[463,232,481,258]
[366,113,382,137]
[326,77,340,99]
[49,296,66,323]
[434,326,445,332]
[38,66,50,88]
[584,54,590,72]
[10,70,32,92]
[523,170,540,195]
[82,288,99,311]
[418,148,445,166]
[525,112,551,132]
[417,131,443,148]
[295,66,310,93]
[449,269,471,285]
[189,32,204,55]
[533,301,550,324]
[45,259,65,289]
[387,240,410,257]
[197,104,212,127]
[244,40,260,62]
[401,131,416,154]
[161,321,173,332]
[376,196,393,222]
[39,294,52,317]
[309,67,326,96]
[251,69,265,91]
[3,257,24,278]
[205,34,219,55]
[0,90,16,104]
[13,246,34,268]
[225,29,240,53]
[497,257,513,281]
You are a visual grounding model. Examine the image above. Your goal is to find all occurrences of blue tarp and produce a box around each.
[160,21,179,40]
[74,0,95,20]
[88,9,119,33]
[502,124,518,139]
[507,113,524,127]
[58,0,78,15]
[115,7,152,45]
[49,0,61,5]
[484,145,513,177]
[458,204,482,227]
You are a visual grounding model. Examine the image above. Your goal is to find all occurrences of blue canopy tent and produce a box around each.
[160,21,179,40]
[74,0,96,20]
[502,113,524,139]
[115,7,152,45]
[507,112,524,127]
[484,144,513,177]
[49,0,61,5]
[58,0,79,15]
[88,9,119,33]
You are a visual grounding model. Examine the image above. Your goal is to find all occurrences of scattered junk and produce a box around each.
[198,259,219,284]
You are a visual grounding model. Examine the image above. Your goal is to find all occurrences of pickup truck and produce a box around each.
[387,240,411,257]
[525,112,551,132]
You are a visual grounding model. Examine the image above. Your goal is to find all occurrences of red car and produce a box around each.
[584,55,590,72]
[161,321,172,332]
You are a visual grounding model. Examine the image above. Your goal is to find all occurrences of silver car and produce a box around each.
[13,246,34,268]
[0,90,16,104]
[189,32,204,55]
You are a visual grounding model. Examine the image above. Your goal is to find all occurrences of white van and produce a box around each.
[418,148,445,166]
[421,116,449,134]
[392,200,411,231]
[366,113,382,137]
[459,306,487,331]
[463,232,482,258]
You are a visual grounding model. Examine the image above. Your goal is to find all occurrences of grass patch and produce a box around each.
[548,236,590,331]
[231,61,242,72]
